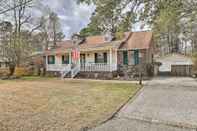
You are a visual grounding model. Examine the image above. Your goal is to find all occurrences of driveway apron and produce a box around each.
[90,77,197,131]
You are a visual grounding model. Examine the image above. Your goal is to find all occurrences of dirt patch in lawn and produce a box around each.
[0,78,140,131]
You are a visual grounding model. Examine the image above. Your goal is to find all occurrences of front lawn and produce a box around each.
[0,78,140,131]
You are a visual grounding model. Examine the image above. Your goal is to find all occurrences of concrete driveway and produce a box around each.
[90,77,197,131]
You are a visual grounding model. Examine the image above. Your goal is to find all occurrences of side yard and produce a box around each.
[0,78,140,131]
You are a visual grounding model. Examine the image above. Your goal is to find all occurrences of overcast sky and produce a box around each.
[40,0,95,39]
[36,0,148,38]
[1,0,149,39]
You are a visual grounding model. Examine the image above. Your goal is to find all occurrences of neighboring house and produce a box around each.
[44,31,154,79]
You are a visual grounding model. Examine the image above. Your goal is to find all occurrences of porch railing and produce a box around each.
[80,63,117,72]
[46,63,117,73]
[47,64,71,72]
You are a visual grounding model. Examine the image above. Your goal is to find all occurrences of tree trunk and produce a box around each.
[9,63,16,76]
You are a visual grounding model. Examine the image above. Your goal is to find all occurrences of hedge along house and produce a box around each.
[44,31,154,79]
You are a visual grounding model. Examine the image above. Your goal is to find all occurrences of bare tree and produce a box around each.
[0,0,34,75]
[48,11,63,47]
[0,0,33,15]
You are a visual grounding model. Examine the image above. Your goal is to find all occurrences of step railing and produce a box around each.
[71,65,80,78]
[61,64,71,78]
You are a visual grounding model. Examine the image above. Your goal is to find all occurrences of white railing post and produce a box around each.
[45,55,48,70]
[69,52,72,64]
[71,65,80,78]
[109,49,113,72]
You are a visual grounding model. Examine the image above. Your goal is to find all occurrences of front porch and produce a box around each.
[45,49,118,77]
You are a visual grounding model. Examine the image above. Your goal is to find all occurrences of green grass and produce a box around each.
[20,76,56,81]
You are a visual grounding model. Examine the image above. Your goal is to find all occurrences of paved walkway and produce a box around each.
[90,77,197,131]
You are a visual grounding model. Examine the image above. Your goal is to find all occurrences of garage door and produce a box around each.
[171,65,192,76]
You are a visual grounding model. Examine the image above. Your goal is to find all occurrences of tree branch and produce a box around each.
[0,0,33,15]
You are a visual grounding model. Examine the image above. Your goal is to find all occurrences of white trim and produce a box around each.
[80,63,116,72]
[109,49,113,71]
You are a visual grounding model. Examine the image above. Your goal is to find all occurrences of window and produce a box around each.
[80,54,86,64]
[95,53,108,63]
[62,54,70,64]
[123,51,128,65]
[48,55,55,64]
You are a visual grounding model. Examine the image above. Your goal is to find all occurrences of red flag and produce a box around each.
[72,49,80,61]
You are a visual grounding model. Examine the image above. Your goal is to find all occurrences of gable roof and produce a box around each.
[45,40,75,55]
[79,35,122,51]
[44,31,153,55]
[120,31,153,50]
[84,35,106,45]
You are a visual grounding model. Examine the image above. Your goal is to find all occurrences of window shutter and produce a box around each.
[104,53,107,63]
[66,54,70,64]
[62,55,65,64]
[123,51,128,65]
[52,56,55,64]
[134,50,139,65]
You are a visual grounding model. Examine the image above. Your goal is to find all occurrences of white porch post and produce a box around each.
[114,49,118,71]
[109,48,113,72]
[69,51,72,64]
[45,55,48,70]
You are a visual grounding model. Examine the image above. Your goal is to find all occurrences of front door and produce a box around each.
[80,54,86,70]
[80,54,86,65]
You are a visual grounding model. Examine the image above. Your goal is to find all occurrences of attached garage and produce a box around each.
[156,54,193,77]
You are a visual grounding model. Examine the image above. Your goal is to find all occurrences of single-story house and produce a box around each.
[44,31,154,79]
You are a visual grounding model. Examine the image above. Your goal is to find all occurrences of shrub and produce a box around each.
[14,67,30,77]
[146,64,154,77]
[193,53,197,74]
[0,68,9,77]
[115,32,125,40]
